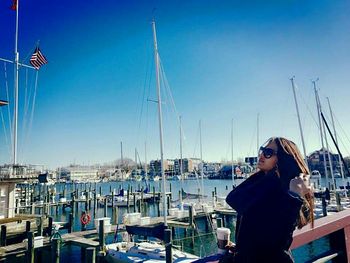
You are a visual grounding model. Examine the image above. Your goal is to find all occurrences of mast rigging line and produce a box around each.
[158,56,188,151]
[294,82,320,130]
[1,62,12,158]
[21,68,36,158]
[333,114,350,156]
[136,40,153,145]
[22,71,39,163]
[321,111,350,177]
[0,109,10,158]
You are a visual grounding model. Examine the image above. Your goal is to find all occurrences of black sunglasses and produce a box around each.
[259,146,277,159]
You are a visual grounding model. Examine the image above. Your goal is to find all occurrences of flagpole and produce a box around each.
[13,0,19,166]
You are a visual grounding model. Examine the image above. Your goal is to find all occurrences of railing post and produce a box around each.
[329,229,347,262]
[344,225,350,262]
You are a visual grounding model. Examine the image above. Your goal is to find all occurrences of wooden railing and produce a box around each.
[291,208,350,262]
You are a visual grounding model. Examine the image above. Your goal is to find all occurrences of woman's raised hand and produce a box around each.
[289,173,312,197]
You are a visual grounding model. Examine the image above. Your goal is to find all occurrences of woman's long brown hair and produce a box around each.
[268,137,314,228]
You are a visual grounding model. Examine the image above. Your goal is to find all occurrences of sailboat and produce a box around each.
[105,20,198,263]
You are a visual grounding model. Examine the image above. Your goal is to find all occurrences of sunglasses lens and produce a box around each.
[259,147,275,159]
[264,149,273,158]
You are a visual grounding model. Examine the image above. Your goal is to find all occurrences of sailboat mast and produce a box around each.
[135,148,137,168]
[199,120,204,196]
[152,20,167,226]
[318,93,335,189]
[13,0,20,165]
[313,80,332,188]
[144,142,148,180]
[179,115,183,189]
[256,113,260,170]
[256,113,259,153]
[326,97,345,186]
[120,141,123,165]
[290,77,309,170]
[231,118,235,187]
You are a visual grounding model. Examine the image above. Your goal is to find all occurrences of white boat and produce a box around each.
[99,194,136,207]
[150,175,160,181]
[106,242,198,263]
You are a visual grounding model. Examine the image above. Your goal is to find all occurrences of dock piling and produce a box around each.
[26,220,31,234]
[69,213,74,233]
[165,228,173,263]
[0,225,6,246]
[113,206,118,225]
[86,247,96,263]
[48,216,53,236]
[104,198,108,217]
[27,231,34,263]
[51,238,61,263]
[99,219,105,249]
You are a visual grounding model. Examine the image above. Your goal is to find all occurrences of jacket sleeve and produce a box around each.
[261,191,304,250]
[226,172,281,214]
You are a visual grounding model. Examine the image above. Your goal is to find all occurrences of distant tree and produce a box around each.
[114,158,137,171]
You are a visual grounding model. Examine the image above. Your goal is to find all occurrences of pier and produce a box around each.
[0,181,237,262]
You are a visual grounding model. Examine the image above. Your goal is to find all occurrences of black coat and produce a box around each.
[226,171,303,263]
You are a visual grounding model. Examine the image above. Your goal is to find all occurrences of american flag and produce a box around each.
[11,0,17,11]
[30,47,48,70]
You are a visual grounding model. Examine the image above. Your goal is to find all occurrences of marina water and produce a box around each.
[45,178,338,263]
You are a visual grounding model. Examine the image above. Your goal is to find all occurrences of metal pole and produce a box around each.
[315,87,335,189]
[13,0,19,165]
[165,228,173,263]
[326,97,346,187]
[231,118,235,187]
[152,20,167,227]
[257,113,259,154]
[199,120,204,197]
[179,116,183,190]
[290,77,309,171]
[313,80,329,187]
[145,141,148,181]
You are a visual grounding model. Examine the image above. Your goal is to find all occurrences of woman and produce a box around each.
[225,137,314,263]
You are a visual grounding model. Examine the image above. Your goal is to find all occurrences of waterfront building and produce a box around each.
[202,162,221,175]
[173,158,201,174]
[64,165,98,182]
[0,180,15,219]
[149,159,175,176]
[0,164,40,218]
[308,148,341,176]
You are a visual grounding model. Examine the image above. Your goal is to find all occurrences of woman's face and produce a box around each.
[258,141,278,173]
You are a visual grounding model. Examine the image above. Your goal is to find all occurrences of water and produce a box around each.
[29,178,338,262]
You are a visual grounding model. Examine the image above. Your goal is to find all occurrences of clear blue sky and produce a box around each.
[0,0,350,169]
